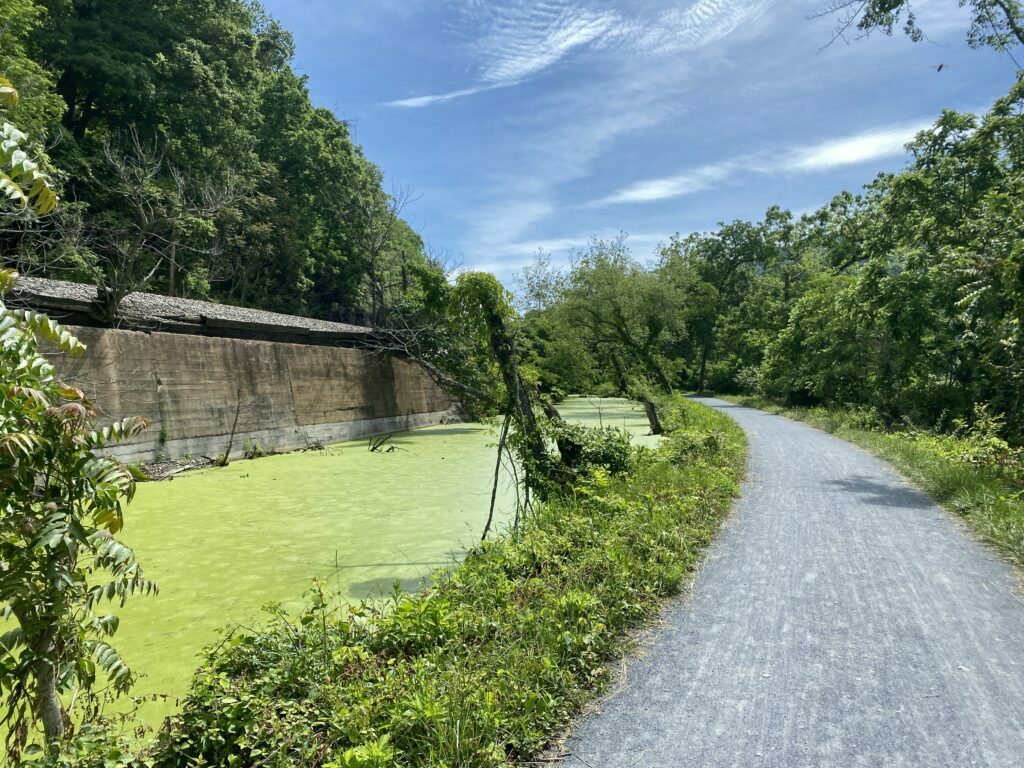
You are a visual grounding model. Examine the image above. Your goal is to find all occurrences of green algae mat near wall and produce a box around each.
[111,398,655,729]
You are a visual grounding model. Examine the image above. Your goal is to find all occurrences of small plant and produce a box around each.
[243,438,264,460]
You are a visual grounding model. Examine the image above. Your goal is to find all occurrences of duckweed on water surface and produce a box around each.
[114,398,656,726]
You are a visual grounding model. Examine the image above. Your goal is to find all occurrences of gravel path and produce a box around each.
[564,397,1024,768]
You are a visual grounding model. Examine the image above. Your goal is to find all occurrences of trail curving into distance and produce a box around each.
[565,398,1024,768]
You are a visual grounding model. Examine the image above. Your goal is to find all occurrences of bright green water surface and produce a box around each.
[114,398,655,726]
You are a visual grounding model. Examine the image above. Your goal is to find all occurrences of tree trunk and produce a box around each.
[10,602,67,746]
[218,388,244,466]
[481,306,550,474]
[644,352,674,393]
[32,630,65,744]
[993,0,1024,47]
[609,350,628,395]
[168,243,177,297]
[642,396,663,435]
[698,344,710,391]
[93,284,122,324]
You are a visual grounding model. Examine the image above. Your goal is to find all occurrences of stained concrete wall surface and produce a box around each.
[60,327,459,463]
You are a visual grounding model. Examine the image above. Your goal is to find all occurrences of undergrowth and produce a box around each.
[97,397,741,768]
[724,395,1024,569]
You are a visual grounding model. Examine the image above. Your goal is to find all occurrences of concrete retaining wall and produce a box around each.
[59,327,460,463]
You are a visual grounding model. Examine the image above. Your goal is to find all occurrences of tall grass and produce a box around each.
[725,395,1024,569]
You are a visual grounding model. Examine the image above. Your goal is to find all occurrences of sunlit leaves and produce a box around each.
[86,416,149,449]
[90,641,133,691]
[1,122,57,215]
[0,76,18,110]
[0,268,17,295]
[8,309,84,355]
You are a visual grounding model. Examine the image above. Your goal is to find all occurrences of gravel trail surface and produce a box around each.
[564,397,1024,768]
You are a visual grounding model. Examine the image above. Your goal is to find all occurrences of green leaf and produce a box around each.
[0,77,18,111]
[87,417,150,448]
[0,430,48,459]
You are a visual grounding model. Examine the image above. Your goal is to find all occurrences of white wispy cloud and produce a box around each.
[638,0,778,53]
[475,4,619,84]
[471,230,673,273]
[592,118,932,206]
[386,0,780,108]
[595,159,742,205]
[463,66,682,256]
[385,83,510,108]
[789,121,930,170]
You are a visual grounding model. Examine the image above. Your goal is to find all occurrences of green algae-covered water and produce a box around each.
[113,397,655,726]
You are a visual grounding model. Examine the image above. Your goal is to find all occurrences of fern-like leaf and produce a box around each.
[0,431,48,460]
[89,640,133,692]
[86,417,149,448]
[8,309,83,355]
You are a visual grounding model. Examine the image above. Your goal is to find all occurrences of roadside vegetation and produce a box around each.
[143,398,743,768]
[723,396,1024,569]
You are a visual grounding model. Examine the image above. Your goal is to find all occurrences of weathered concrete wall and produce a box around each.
[59,327,460,463]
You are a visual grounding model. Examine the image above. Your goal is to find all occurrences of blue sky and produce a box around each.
[261,0,1017,282]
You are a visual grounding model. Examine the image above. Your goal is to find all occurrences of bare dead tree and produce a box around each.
[809,0,873,51]
[217,387,260,466]
[350,183,421,326]
[85,128,237,321]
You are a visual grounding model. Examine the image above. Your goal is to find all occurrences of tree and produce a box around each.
[350,182,420,326]
[561,237,680,392]
[81,129,229,321]
[0,269,154,758]
[450,273,553,472]
[19,0,417,322]
[0,0,64,138]
[815,0,1024,52]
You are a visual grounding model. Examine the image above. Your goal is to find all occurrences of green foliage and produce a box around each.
[0,1,64,137]
[526,81,1024,446]
[2,0,440,321]
[827,0,1024,52]
[0,269,153,758]
[147,398,744,768]
[542,419,636,477]
[2,119,57,215]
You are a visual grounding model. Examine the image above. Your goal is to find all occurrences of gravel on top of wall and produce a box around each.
[10,275,371,337]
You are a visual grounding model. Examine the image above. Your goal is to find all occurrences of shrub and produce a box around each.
[0,270,153,761]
